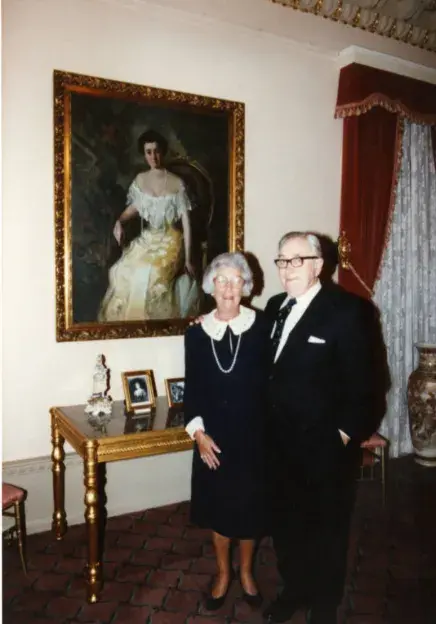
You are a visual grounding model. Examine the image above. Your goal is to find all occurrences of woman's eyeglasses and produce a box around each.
[274,256,319,269]
[214,275,245,289]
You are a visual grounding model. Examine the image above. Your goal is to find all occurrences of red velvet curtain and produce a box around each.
[336,64,436,298]
[338,110,401,298]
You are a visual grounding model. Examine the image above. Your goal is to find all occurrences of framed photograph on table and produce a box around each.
[53,69,245,342]
[165,377,185,408]
[122,369,156,413]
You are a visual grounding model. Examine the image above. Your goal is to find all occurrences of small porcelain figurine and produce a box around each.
[85,354,113,418]
[93,354,108,395]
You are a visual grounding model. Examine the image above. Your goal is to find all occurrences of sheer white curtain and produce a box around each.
[373,121,436,458]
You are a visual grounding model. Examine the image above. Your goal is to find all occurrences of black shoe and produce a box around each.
[204,576,233,611]
[263,596,300,623]
[306,604,338,624]
[205,592,228,611]
[243,590,263,609]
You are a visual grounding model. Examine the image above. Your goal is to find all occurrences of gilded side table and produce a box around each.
[50,398,192,603]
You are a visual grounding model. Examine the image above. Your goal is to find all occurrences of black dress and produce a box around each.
[184,310,269,539]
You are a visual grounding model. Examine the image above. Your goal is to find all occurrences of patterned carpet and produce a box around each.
[2,455,436,624]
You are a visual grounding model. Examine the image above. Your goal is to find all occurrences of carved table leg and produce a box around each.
[84,440,102,603]
[51,410,67,539]
[97,463,108,558]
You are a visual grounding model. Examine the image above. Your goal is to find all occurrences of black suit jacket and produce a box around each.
[265,284,376,448]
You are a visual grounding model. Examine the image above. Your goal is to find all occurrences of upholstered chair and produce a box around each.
[2,483,28,574]
[360,434,389,506]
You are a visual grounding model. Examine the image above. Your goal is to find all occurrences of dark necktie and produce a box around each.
[271,298,297,356]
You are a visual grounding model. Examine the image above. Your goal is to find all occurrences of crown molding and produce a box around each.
[270,0,436,52]
[338,45,436,83]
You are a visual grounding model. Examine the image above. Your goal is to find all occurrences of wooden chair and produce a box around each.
[359,434,389,506]
[2,483,28,574]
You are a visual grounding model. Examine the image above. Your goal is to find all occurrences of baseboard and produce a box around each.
[3,450,193,535]
[3,451,83,475]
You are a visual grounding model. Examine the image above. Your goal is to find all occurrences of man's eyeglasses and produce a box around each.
[274,256,319,269]
[214,275,245,289]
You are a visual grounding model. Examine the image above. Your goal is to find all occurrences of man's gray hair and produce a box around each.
[202,252,253,297]
[278,231,322,257]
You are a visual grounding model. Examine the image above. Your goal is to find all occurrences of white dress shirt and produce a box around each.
[273,281,322,361]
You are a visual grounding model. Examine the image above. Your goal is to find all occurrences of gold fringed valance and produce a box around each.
[335,64,436,125]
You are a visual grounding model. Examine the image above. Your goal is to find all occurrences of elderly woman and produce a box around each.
[184,252,269,611]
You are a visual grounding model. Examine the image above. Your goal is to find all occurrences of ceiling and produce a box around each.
[270,0,436,52]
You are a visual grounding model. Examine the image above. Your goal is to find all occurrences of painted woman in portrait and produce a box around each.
[98,130,199,321]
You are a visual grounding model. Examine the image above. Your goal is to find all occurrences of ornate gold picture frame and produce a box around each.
[54,70,245,342]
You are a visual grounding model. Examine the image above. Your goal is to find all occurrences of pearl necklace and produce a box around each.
[210,333,242,374]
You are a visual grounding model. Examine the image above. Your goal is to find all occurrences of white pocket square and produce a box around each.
[308,335,326,344]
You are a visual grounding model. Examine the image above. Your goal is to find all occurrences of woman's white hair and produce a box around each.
[278,231,322,257]
[202,252,253,297]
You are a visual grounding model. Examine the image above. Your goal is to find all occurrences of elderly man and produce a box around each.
[263,232,376,624]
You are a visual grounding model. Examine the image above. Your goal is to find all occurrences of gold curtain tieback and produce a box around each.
[337,231,373,297]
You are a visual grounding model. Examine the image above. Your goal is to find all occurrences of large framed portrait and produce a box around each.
[53,70,245,342]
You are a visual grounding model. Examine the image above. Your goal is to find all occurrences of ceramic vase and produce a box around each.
[407,343,436,467]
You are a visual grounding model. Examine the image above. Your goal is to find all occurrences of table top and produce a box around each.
[50,397,192,462]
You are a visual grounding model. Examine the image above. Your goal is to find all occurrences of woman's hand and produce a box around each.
[113,220,123,246]
[194,431,221,470]
[189,315,204,327]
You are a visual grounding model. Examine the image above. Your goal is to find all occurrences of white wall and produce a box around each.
[2,0,435,531]
[2,0,342,463]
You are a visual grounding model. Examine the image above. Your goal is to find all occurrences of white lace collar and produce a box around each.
[201,305,255,340]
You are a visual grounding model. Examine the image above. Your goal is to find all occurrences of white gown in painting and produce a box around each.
[98,180,199,321]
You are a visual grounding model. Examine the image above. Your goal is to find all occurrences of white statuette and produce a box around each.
[92,354,108,395]
[85,354,113,417]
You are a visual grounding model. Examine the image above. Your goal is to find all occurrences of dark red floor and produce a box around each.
[3,455,436,623]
